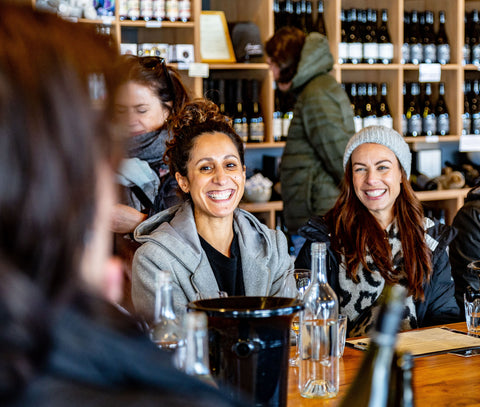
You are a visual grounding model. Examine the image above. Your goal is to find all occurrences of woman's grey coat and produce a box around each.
[132,201,294,320]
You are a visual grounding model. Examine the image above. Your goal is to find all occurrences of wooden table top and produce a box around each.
[287,322,480,406]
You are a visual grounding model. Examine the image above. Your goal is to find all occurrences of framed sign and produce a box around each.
[200,11,236,63]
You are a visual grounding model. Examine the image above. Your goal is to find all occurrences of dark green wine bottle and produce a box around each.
[339,285,407,407]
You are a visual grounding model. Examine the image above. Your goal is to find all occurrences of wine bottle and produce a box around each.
[363,8,379,64]
[354,83,366,132]
[471,80,480,135]
[248,80,264,142]
[282,101,294,142]
[284,0,294,28]
[422,10,437,63]
[315,0,327,36]
[178,0,191,22]
[471,10,480,65]
[273,89,283,142]
[402,82,408,136]
[338,9,348,64]
[401,11,411,64]
[273,0,284,31]
[463,80,472,135]
[233,79,249,143]
[464,11,472,65]
[378,82,393,129]
[410,172,440,191]
[165,0,178,22]
[378,9,394,64]
[339,285,408,407]
[436,10,450,64]
[436,82,450,136]
[217,79,226,115]
[152,0,165,21]
[409,10,423,65]
[293,0,304,31]
[421,83,436,136]
[140,0,153,21]
[406,82,422,137]
[128,0,140,20]
[299,242,339,399]
[363,82,379,127]
[118,0,128,20]
[347,8,363,64]
[304,0,315,33]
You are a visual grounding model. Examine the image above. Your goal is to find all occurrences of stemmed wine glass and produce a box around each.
[281,268,311,366]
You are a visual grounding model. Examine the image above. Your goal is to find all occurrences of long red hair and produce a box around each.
[325,160,432,300]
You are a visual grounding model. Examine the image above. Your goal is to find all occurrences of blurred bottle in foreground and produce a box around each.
[339,285,408,407]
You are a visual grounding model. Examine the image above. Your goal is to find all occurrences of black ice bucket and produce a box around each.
[187,296,303,407]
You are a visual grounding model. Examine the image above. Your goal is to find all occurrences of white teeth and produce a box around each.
[366,190,385,197]
[208,190,232,200]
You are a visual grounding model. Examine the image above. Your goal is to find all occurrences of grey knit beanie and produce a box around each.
[343,125,412,178]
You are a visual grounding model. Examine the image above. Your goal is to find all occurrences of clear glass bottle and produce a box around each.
[339,285,408,407]
[149,270,183,351]
[175,311,216,387]
[298,242,339,399]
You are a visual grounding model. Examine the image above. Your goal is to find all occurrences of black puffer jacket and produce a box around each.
[450,185,480,311]
[296,216,461,328]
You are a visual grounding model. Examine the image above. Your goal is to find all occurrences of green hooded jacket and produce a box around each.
[280,33,355,233]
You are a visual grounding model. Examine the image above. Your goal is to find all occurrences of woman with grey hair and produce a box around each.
[295,126,460,337]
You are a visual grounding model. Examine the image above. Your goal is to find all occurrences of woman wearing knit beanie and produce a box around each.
[295,125,460,337]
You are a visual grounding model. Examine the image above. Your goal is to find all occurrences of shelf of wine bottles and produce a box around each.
[402,10,449,65]
[403,81,449,137]
[117,0,192,22]
[464,9,480,66]
[203,78,266,144]
[273,0,327,36]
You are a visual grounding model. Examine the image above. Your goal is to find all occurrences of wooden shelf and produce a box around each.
[239,200,283,229]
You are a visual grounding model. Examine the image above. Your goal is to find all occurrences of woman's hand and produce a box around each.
[110,203,148,234]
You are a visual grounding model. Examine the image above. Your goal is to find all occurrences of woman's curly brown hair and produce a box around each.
[164,98,245,198]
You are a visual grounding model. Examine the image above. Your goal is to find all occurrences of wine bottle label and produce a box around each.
[153,0,165,20]
[354,116,363,133]
[338,42,348,63]
[410,44,423,64]
[423,44,437,63]
[402,114,408,136]
[437,44,450,64]
[348,43,363,63]
[128,0,140,19]
[273,117,283,141]
[379,43,394,63]
[166,0,179,21]
[118,0,128,17]
[462,114,472,135]
[178,0,190,21]
[463,45,471,65]
[249,121,264,142]
[472,113,480,134]
[408,114,422,136]
[472,45,480,65]
[378,115,393,129]
[282,117,292,136]
[422,115,437,136]
[363,43,379,62]
[437,114,450,135]
[401,43,410,64]
[234,122,248,143]
[140,0,153,20]
[363,115,378,128]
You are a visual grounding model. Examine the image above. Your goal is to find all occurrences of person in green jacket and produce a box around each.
[266,27,355,254]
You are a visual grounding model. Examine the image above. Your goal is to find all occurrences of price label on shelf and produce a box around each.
[419,64,441,83]
[459,135,480,151]
[101,16,115,25]
[188,63,209,78]
[146,21,162,28]
[425,135,439,143]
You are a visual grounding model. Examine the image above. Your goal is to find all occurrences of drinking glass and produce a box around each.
[281,268,311,366]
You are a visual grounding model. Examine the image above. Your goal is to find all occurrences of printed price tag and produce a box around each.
[425,135,439,143]
[101,16,115,25]
[188,63,209,78]
[459,135,480,151]
[146,20,162,28]
[419,63,441,82]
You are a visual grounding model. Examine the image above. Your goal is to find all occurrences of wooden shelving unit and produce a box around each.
[49,0,475,226]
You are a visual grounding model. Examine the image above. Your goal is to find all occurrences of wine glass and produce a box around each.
[281,268,311,366]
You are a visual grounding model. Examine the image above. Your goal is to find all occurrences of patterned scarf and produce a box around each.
[125,128,169,174]
[338,220,418,337]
